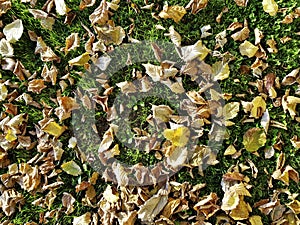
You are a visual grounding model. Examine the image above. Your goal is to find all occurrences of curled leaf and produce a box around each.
[68,52,90,66]
[0,38,14,57]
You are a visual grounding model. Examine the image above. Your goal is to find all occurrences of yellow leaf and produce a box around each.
[42,121,65,138]
[163,126,190,147]
[239,40,259,58]
[5,129,17,142]
[0,83,8,101]
[229,199,250,220]
[224,145,237,156]
[287,200,300,214]
[262,0,278,16]
[68,52,90,66]
[158,4,187,23]
[224,102,240,120]
[249,215,263,225]
[61,160,82,176]
[251,96,266,118]
[243,128,267,152]
[212,61,230,81]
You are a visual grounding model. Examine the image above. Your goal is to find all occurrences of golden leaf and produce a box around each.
[163,126,190,147]
[239,40,259,58]
[181,40,210,61]
[224,145,237,156]
[262,0,278,16]
[243,128,267,152]
[287,200,300,214]
[64,33,80,54]
[68,52,90,66]
[229,199,251,220]
[158,4,187,23]
[249,215,263,225]
[42,121,66,138]
[61,160,82,176]
[5,129,17,142]
[54,0,70,16]
[251,96,266,118]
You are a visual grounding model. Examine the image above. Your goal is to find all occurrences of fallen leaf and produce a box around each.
[243,128,267,152]
[224,102,240,120]
[73,212,91,225]
[262,0,278,16]
[181,40,210,61]
[229,199,251,220]
[249,215,263,225]
[234,0,248,7]
[163,126,190,147]
[212,61,230,81]
[54,0,70,16]
[251,96,266,119]
[61,161,82,176]
[3,19,23,43]
[158,3,187,23]
[138,189,168,222]
[42,121,66,138]
[164,26,181,47]
[63,33,80,54]
[0,38,14,57]
[0,83,8,101]
[239,40,259,58]
[68,52,90,66]
[185,0,208,14]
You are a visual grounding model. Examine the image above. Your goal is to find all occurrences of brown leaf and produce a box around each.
[28,79,47,94]
[185,0,208,14]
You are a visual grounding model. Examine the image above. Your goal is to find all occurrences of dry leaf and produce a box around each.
[262,0,278,16]
[158,4,187,23]
[282,68,299,86]
[63,33,80,54]
[231,27,250,42]
[28,79,47,94]
[3,19,23,43]
[68,52,90,66]
[152,105,174,122]
[54,0,70,16]
[287,200,300,215]
[181,40,210,61]
[94,25,125,45]
[0,38,14,57]
[73,212,91,225]
[243,128,267,152]
[163,126,190,147]
[61,161,82,176]
[212,61,230,81]
[164,26,181,47]
[249,215,263,225]
[266,39,278,53]
[229,199,251,220]
[42,121,66,138]
[234,0,248,7]
[239,40,259,58]
[251,96,266,119]
[138,189,168,222]
[0,83,8,101]
[282,95,300,119]
[224,145,237,156]
[185,0,208,14]
[224,102,240,120]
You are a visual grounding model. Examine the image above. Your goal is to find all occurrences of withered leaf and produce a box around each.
[0,38,14,57]
[73,212,91,225]
[251,96,266,119]
[0,83,8,101]
[185,0,208,14]
[138,189,168,222]
[163,126,190,147]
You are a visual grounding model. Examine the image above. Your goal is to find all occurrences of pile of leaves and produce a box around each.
[0,0,299,224]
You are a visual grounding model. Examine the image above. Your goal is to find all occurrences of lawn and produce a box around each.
[0,0,299,224]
